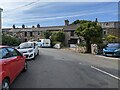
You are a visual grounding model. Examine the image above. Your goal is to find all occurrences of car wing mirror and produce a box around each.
[17,46,20,49]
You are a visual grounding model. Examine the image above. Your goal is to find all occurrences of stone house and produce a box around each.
[98,22,120,42]
[2,20,120,46]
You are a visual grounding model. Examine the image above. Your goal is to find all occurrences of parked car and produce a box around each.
[0,45,27,90]
[54,43,61,49]
[38,39,51,48]
[17,42,39,60]
[36,40,42,47]
[103,43,120,57]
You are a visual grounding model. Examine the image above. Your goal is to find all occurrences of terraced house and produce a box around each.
[2,20,120,46]
[2,20,79,46]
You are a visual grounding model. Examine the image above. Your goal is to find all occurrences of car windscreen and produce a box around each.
[107,44,120,48]
[19,43,34,49]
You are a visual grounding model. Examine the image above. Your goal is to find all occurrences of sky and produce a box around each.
[0,0,119,28]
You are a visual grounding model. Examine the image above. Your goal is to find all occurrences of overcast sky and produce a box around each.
[0,0,119,28]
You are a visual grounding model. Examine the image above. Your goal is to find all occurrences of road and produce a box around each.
[11,48,119,88]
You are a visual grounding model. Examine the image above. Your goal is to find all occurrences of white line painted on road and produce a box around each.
[91,66,120,80]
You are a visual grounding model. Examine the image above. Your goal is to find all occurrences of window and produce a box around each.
[25,32,27,37]
[71,31,74,36]
[19,43,34,49]
[7,47,23,57]
[106,23,109,26]
[7,48,18,57]
[25,39,27,42]
[103,31,107,35]
[107,43,120,48]
[38,31,40,35]
[0,48,9,59]
[30,32,33,37]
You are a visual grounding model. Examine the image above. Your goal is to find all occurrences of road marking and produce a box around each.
[91,66,120,80]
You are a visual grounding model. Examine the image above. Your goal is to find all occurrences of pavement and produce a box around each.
[11,48,119,88]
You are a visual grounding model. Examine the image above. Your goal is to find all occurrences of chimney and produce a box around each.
[22,24,25,28]
[65,20,69,26]
[95,18,98,23]
[37,24,40,28]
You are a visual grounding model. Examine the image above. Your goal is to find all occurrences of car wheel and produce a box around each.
[23,61,27,72]
[33,53,36,60]
[2,79,10,90]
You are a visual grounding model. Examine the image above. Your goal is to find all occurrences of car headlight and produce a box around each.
[28,49,33,53]
[114,49,120,52]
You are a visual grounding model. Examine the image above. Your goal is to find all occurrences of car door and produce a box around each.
[1,48,17,82]
[7,48,25,76]
[14,49,25,72]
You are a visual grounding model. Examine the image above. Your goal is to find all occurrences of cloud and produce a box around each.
[15,10,116,21]
[1,2,118,28]
[3,9,116,25]
[0,0,119,2]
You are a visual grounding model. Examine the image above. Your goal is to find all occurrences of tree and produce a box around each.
[71,19,80,24]
[51,31,65,47]
[75,21,103,53]
[71,20,91,25]
[56,31,65,42]
[37,24,40,28]
[43,31,52,39]
[105,34,118,43]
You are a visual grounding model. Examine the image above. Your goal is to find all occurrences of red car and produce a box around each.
[0,46,27,90]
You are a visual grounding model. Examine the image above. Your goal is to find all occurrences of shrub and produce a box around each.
[2,34,21,46]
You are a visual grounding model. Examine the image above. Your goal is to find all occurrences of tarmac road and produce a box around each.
[11,48,119,88]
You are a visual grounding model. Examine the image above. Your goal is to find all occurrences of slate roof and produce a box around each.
[63,24,80,31]
[2,28,12,31]
[2,24,79,32]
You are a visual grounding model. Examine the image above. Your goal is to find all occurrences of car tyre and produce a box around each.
[33,53,36,60]
[2,79,10,90]
[23,61,27,72]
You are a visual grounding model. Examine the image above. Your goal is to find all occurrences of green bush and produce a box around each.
[51,31,65,47]
[2,34,21,46]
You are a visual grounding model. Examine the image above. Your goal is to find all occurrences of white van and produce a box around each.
[38,39,51,48]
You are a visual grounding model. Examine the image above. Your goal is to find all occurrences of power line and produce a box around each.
[3,0,40,13]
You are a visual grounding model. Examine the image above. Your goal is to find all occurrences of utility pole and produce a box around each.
[0,8,3,45]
